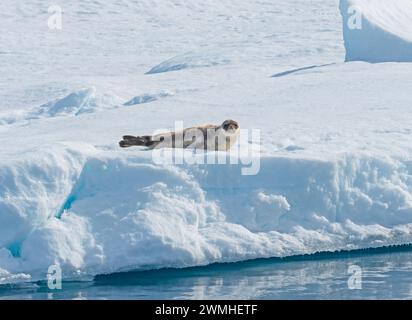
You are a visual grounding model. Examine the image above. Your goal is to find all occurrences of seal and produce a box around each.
[119,119,239,151]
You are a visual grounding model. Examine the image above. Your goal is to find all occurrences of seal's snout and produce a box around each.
[222,119,239,131]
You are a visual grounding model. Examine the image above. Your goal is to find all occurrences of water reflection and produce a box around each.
[2,246,412,299]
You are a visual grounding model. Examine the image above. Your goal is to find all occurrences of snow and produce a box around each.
[38,87,122,117]
[123,91,173,106]
[340,0,412,62]
[146,52,231,74]
[1,0,412,283]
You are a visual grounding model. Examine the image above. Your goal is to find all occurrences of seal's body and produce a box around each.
[119,120,239,151]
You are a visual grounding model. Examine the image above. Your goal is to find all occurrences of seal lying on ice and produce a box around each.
[119,119,239,151]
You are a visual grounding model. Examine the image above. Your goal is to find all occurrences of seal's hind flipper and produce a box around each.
[122,135,138,141]
[119,135,153,148]
[119,139,132,148]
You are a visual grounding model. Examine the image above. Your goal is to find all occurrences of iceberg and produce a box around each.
[1,0,412,285]
[340,0,412,62]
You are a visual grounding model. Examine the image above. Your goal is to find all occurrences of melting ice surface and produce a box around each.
[1,0,412,289]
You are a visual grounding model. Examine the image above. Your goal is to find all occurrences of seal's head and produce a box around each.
[221,119,239,134]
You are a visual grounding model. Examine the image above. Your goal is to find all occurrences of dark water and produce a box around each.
[1,246,412,300]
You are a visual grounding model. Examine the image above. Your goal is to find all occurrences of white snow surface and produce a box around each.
[341,0,412,62]
[1,0,412,283]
